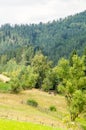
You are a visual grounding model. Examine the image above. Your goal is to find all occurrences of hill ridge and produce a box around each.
[0,10,86,64]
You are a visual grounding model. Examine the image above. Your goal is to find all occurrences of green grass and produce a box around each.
[76,118,86,130]
[0,119,63,130]
[82,126,86,130]
[0,88,85,130]
[0,82,11,92]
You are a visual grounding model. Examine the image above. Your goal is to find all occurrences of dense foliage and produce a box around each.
[0,11,86,65]
[56,53,86,121]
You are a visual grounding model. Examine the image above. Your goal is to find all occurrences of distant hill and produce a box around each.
[0,10,86,64]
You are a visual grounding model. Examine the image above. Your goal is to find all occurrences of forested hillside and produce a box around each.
[0,10,86,65]
[0,10,86,130]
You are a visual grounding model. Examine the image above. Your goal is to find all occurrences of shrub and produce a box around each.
[27,99,38,107]
[0,81,11,93]
[49,106,57,112]
[11,78,22,94]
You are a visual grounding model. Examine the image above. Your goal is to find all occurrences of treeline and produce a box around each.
[0,10,86,64]
[1,50,86,122]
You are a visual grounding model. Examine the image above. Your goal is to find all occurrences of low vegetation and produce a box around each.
[49,106,57,112]
[0,119,63,130]
[0,81,11,93]
[27,99,38,107]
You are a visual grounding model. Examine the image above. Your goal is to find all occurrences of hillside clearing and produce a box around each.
[0,89,67,129]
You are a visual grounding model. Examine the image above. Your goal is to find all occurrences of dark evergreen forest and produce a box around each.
[0,10,86,65]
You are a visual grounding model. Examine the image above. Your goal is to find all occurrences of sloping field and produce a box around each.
[0,119,63,130]
[0,89,67,129]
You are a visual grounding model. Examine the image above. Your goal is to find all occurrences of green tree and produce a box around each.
[70,90,86,121]
[31,52,52,88]
[18,66,38,89]
[42,68,58,92]
[69,49,77,66]
[57,55,86,121]
[11,78,22,94]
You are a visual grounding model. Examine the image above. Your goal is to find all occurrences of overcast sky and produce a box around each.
[0,0,86,25]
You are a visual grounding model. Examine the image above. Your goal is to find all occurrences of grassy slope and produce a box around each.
[76,119,86,130]
[0,88,85,130]
[0,119,63,130]
[0,89,67,129]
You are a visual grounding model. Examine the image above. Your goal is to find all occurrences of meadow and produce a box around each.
[0,81,85,130]
[0,119,63,130]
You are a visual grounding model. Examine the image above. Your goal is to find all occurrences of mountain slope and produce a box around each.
[0,10,86,64]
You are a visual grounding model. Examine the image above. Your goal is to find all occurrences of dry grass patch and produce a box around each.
[0,89,68,129]
[0,74,10,83]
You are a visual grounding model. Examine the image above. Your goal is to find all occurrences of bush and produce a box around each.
[49,106,57,112]
[0,81,11,93]
[11,78,22,94]
[27,99,38,107]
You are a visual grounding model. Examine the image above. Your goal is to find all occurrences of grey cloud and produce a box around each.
[0,0,49,6]
[0,0,86,25]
